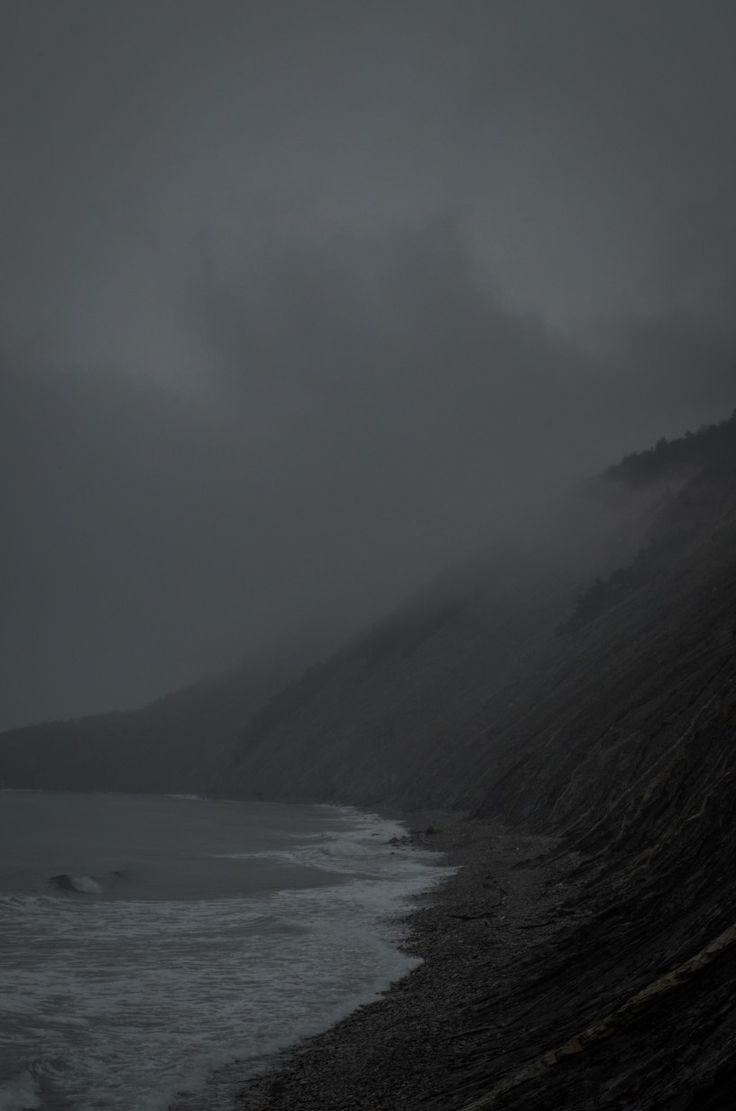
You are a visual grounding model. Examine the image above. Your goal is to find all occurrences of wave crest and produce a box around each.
[49,874,102,895]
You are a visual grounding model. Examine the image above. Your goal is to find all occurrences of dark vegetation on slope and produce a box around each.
[603,411,736,487]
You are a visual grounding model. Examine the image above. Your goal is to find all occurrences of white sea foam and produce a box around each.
[0,798,452,1111]
[49,873,103,894]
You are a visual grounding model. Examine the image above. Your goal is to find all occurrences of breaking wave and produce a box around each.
[1,796,453,1111]
[48,873,102,895]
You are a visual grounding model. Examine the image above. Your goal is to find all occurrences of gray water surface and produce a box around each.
[0,792,451,1111]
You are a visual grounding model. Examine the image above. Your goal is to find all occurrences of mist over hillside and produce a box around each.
[3,2,736,730]
[223,416,736,1111]
[4,407,736,1111]
[5,414,733,813]
[4,4,736,1107]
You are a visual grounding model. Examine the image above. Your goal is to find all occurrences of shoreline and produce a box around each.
[225,804,736,1111]
[166,804,463,1111]
[228,814,570,1111]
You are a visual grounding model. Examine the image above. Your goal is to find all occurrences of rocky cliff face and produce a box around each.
[212,569,572,805]
[437,445,736,1109]
[216,418,736,815]
[228,414,736,1110]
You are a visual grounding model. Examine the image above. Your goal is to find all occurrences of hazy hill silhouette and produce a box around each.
[0,651,304,794]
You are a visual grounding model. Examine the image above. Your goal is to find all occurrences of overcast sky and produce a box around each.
[2,1,735,728]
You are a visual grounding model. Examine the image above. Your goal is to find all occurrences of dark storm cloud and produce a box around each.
[1,1,735,726]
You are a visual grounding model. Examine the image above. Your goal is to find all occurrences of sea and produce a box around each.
[0,791,451,1111]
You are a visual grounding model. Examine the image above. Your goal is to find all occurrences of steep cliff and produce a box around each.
[216,418,736,810]
[229,413,736,1111]
[434,439,736,1110]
